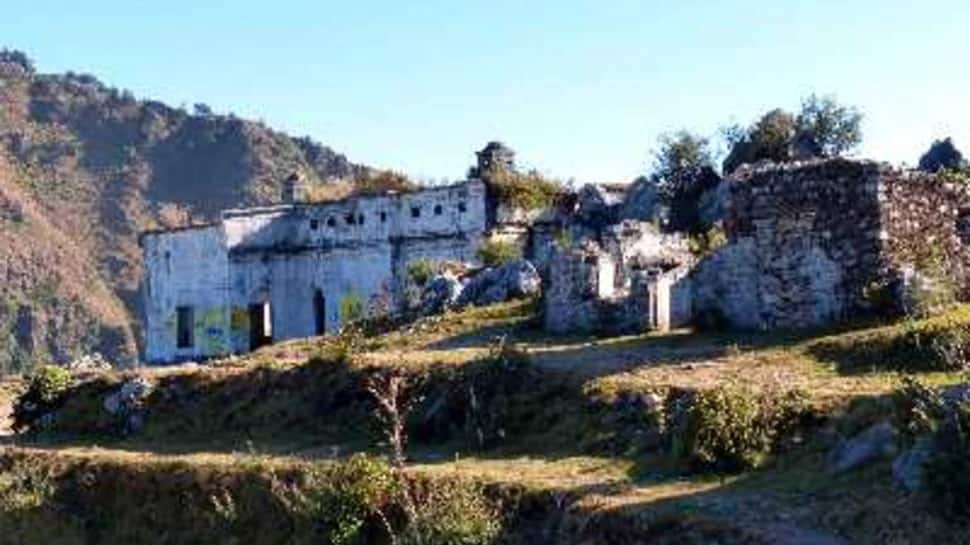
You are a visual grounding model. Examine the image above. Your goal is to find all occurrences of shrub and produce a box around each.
[810,306,970,373]
[670,385,808,473]
[486,167,562,210]
[12,366,74,432]
[688,225,727,258]
[407,259,435,287]
[400,478,502,545]
[925,402,970,520]
[476,240,521,268]
[273,454,397,545]
[892,376,946,446]
[340,292,365,325]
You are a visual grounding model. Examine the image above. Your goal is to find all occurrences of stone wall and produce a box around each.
[879,170,970,298]
[693,159,970,329]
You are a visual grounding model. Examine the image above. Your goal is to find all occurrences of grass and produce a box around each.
[4,302,970,544]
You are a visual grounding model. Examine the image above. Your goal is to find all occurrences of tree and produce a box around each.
[795,94,863,157]
[722,109,797,174]
[722,95,863,174]
[650,131,721,232]
[0,49,34,74]
[918,137,966,173]
[193,103,214,117]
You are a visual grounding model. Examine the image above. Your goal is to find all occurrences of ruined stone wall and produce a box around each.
[694,160,886,329]
[879,171,970,297]
[693,159,970,329]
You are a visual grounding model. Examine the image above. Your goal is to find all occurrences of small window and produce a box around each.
[458,202,467,213]
[434,204,443,215]
[326,217,336,227]
[380,211,387,223]
[309,219,319,230]
[411,207,421,218]
[176,306,194,349]
[358,213,365,225]
[345,213,355,225]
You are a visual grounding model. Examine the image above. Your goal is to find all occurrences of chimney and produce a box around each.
[283,172,307,204]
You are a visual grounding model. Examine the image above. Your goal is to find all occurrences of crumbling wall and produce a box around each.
[879,171,970,298]
[692,159,970,330]
[544,243,689,335]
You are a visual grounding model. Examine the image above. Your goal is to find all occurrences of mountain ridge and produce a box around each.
[0,50,371,373]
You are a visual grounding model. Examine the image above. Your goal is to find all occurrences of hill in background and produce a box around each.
[0,50,370,374]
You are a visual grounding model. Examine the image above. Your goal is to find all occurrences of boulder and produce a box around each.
[577,184,622,227]
[826,422,897,475]
[103,377,154,435]
[457,259,541,307]
[419,273,463,315]
[65,353,112,373]
[619,176,660,222]
[893,436,933,492]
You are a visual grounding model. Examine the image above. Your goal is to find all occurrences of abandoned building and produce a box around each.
[141,176,488,363]
[142,142,970,363]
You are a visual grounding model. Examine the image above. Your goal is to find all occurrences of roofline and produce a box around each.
[137,178,486,239]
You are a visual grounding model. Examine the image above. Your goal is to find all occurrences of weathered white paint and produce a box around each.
[142,181,488,363]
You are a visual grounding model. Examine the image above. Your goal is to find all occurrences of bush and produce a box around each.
[925,402,970,520]
[810,306,970,373]
[688,225,727,258]
[274,454,396,545]
[670,385,808,473]
[12,366,74,433]
[486,167,562,210]
[476,240,521,268]
[407,259,435,287]
[400,478,502,545]
[892,376,946,446]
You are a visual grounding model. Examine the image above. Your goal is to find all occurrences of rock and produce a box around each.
[420,273,463,314]
[65,353,112,373]
[942,383,970,406]
[827,422,897,475]
[619,176,660,222]
[103,377,154,435]
[457,259,541,307]
[577,184,622,227]
[893,436,933,492]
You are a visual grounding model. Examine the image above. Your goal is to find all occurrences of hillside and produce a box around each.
[0,51,369,373]
[2,300,969,544]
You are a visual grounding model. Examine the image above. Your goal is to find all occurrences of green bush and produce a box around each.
[892,376,946,446]
[487,167,562,210]
[671,385,808,473]
[925,402,970,520]
[407,259,435,287]
[476,240,521,268]
[400,478,502,545]
[274,454,396,545]
[688,225,727,258]
[11,365,74,432]
[810,306,970,373]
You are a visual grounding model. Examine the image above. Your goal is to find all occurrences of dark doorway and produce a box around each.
[249,302,273,350]
[176,306,194,349]
[313,289,326,335]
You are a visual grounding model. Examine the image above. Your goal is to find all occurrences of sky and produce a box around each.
[3,1,970,184]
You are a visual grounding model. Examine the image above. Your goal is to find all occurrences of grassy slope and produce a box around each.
[3,301,970,544]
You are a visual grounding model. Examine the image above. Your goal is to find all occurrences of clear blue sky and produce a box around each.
[4,1,970,183]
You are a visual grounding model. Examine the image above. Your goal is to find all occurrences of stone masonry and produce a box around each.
[692,159,970,329]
